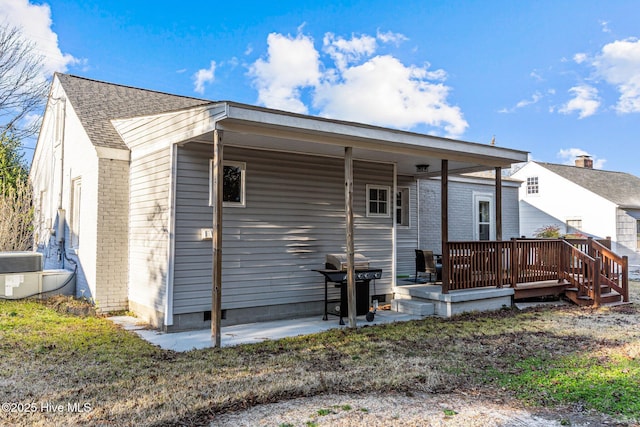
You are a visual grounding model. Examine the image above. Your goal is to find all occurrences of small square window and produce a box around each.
[210,161,246,207]
[526,176,539,195]
[367,185,390,217]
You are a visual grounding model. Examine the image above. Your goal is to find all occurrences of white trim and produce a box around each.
[396,186,411,228]
[472,191,495,240]
[209,160,246,208]
[164,144,178,327]
[366,184,391,218]
[392,164,397,288]
[94,146,130,161]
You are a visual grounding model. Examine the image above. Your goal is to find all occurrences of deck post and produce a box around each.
[593,257,602,307]
[441,159,449,294]
[211,129,223,348]
[495,167,502,241]
[344,147,357,328]
[623,255,629,302]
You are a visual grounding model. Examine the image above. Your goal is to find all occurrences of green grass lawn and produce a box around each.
[1,290,639,426]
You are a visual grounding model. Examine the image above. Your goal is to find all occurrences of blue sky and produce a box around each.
[3,0,640,175]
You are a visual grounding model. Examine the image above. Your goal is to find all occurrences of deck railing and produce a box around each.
[443,238,629,303]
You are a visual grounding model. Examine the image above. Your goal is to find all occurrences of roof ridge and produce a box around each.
[535,160,633,176]
[55,72,211,103]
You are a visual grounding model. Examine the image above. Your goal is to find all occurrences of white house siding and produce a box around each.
[418,177,520,253]
[29,81,99,301]
[395,176,419,277]
[172,143,394,321]
[127,147,172,324]
[513,163,618,239]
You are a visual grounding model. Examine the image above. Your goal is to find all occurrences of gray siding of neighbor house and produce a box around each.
[172,143,394,315]
[128,147,172,321]
[616,208,640,262]
[419,178,520,253]
[396,176,419,277]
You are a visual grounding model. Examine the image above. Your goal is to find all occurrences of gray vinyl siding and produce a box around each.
[419,178,520,252]
[173,144,393,314]
[128,148,171,314]
[396,176,418,277]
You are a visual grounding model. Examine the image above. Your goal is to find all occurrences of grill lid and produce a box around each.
[325,253,369,270]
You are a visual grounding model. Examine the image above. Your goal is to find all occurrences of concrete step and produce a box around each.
[391,299,435,316]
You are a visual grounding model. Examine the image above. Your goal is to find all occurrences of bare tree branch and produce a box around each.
[0,24,49,140]
[0,178,33,251]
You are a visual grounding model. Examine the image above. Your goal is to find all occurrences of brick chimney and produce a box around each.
[575,155,593,169]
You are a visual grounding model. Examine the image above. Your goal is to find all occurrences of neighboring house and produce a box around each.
[30,74,527,331]
[512,156,640,264]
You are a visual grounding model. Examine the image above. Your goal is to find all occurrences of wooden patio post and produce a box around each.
[345,147,357,328]
[441,159,449,294]
[495,167,502,241]
[211,129,223,347]
[495,167,503,287]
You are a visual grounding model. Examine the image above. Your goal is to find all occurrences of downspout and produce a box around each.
[54,97,67,265]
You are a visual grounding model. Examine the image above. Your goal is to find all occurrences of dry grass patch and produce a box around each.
[1,285,639,426]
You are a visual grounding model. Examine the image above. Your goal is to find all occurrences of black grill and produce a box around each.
[315,253,382,324]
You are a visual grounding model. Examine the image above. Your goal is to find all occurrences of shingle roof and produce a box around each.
[538,162,640,209]
[56,73,212,150]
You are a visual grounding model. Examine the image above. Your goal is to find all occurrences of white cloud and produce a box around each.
[0,0,78,76]
[600,20,611,33]
[573,53,588,64]
[248,29,467,137]
[559,85,600,118]
[530,70,544,81]
[192,61,216,94]
[323,33,377,71]
[499,92,542,113]
[314,55,467,137]
[592,38,640,113]
[248,32,321,114]
[557,148,606,169]
[376,29,408,45]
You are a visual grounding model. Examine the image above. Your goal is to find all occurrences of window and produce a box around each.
[637,220,640,250]
[70,178,81,248]
[478,200,491,240]
[566,219,582,234]
[396,187,410,226]
[526,176,539,195]
[210,161,246,207]
[473,193,494,241]
[367,185,390,217]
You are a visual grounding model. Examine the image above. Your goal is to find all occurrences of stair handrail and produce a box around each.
[586,238,629,302]
[560,240,601,304]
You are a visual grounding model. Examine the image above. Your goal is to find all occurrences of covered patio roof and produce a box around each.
[112,101,528,174]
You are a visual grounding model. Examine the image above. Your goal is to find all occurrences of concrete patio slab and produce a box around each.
[109,310,423,352]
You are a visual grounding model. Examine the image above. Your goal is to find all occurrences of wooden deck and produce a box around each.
[441,238,629,307]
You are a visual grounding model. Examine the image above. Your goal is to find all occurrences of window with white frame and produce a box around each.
[396,187,410,226]
[566,219,582,234]
[526,176,539,195]
[210,161,246,207]
[70,178,81,248]
[367,185,390,217]
[473,193,494,241]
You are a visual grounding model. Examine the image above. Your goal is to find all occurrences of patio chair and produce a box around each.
[415,249,437,283]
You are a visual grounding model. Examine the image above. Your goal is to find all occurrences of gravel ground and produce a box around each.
[211,391,631,426]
